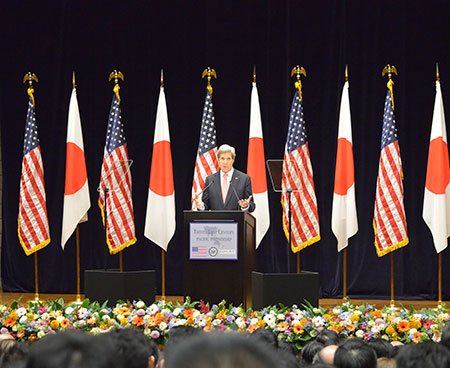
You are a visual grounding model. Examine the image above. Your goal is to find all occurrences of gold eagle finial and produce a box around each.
[290,65,307,102]
[202,67,217,95]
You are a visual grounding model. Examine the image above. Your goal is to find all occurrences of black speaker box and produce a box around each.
[252,271,319,309]
[84,270,156,307]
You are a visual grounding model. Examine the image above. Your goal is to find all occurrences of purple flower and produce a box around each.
[150,330,160,339]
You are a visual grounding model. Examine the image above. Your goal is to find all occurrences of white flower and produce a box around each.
[277,314,285,321]
[263,314,276,328]
[161,308,171,315]
[19,316,27,324]
[37,331,45,338]
[212,319,222,326]
[313,308,321,314]
[173,308,182,317]
[368,320,375,327]
[356,330,364,338]
[333,308,341,314]
[393,317,401,325]
[65,307,74,315]
[116,314,124,321]
[354,310,362,316]
[250,318,259,326]
[149,304,159,315]
[410,328,417,334]
[193,311,201,319]
[12,326,17,332]
[102,315,110,322]
[90,328,101,335]
[177,319,187,326]
[159,322,168,331]
[381,334,389,341]
[236,317,246,329]
[41,313,49,320]
[17,308,27,317]
[371,326,380,334]
[234,307,242,315]
[78,308,88,319]
[144,328,151,336]
[312,316,325,328]
[57,316,64,323]
[382,313,387,318]
[78,320,86,328]
[310,330,318,337]
[135,301,145,309]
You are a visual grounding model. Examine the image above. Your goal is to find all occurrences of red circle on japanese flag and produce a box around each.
[149,141,174,196]
[426,137,450,195]
[334,138,354,195]
[65,142,87,195]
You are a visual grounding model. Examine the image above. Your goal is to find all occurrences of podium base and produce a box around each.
[252,271,319,309]
[84,270,156,307]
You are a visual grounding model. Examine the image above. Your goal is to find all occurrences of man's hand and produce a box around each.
[195,196,204,210]
[238,195,252,209]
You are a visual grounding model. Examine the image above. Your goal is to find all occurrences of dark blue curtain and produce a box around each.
[1,0,449,300]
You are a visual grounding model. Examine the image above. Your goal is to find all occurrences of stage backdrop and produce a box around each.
[1,0,449,300]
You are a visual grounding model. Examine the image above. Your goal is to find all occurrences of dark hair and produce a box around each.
[163,326,204,360]
[164,332,280,368]
[0,341,31,368]
[395,342,450,368]
[316,329,340,346]
[334,339,377,368]
[278,340,297,357]
[278,350,302,368]
[441,321,450,352]
[106,328,159,368]
[25,331,121,368]
[301,341,324,364]
[248,328,278,349]
[368,338,393,358]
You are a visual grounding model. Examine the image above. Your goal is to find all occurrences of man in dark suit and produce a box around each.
[195,144,255,212]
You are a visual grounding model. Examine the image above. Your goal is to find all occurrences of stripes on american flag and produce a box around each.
[373,89,408,257]
[18,97,51,255]
[281,90,320,253]
[98,94,136,254]
[191,90,219,207]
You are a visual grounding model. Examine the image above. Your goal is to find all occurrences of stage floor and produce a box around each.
[0,292,446,310]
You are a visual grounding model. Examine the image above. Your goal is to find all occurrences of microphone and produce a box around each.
[229,179,241,203]
[195,179,214,200]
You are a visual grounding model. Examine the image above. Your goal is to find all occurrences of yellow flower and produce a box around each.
[386,325,395,335]
[60,319,70,329]
[121,318,129,326]
[293,324,304,335]
[409,319,421,329]
[300,319,308,326]
[277,322,289,331]
[99,322,108,330]
[257,320,266,328]
[50,320,60,330]
[9,312,18,320]
[323,314,331,321]
[350,314,359,322]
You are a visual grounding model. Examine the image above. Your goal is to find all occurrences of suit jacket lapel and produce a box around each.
[225,171,241,207]
[212,172,224,208]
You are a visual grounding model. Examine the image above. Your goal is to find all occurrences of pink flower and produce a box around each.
[137,309,145,316]
[38,307,46,314]
[150,330,160,339]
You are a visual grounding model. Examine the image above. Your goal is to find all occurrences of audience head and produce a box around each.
[368,338,394,358]
[395,341,450,368]
[316,329,340,346]
[164,332,280,368]
[0,338,17,356]
[377,357,397,368]
[25,331,120,368]
[278,339,297,357]
[162,325,204,362]
[0,341,31,368]
[334,339,377,368]
[313,344,338,365]
[106,328,159,368]
[301,341,324,364]
[248,328,278,349]
[441,321,450,352]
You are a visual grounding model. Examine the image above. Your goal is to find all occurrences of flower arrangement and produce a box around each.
[0,298,448,352]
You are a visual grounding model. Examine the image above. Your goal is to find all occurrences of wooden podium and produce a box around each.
[183,211,255,309]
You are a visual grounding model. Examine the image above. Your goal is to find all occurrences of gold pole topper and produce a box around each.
[253,65,256,83]
[108,70,124,103]
[345,64,349,82]
[290,65,306,102]
[160,69,164,88]
[72,71,76,89]
[202,67,217,95]
[382,64,398,110]
[23,72,38,107]
[436,63,440,82]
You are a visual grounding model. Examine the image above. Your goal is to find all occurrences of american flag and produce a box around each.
[373,89,408,256]
[282,90,320,253]
[98,94,136,254]
[18,97,50,255]
[191,90,219,207]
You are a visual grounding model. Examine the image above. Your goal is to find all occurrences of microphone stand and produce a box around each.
[103,188,109,270]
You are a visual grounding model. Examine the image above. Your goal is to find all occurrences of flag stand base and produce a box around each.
[84,269,156,307]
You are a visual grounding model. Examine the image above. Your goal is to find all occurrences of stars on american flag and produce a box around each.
[381,91,397,149]
[23,99,39,154]
[198,92,216,156]
[287,91,307,153]
[106,96,126,154]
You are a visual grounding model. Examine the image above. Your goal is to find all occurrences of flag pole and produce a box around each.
[34,253,39,301]
[342,65,349,302]
[75,225,82,302]
[390,252,395,307]
[437,252,443,309]
[161,250,166,300]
